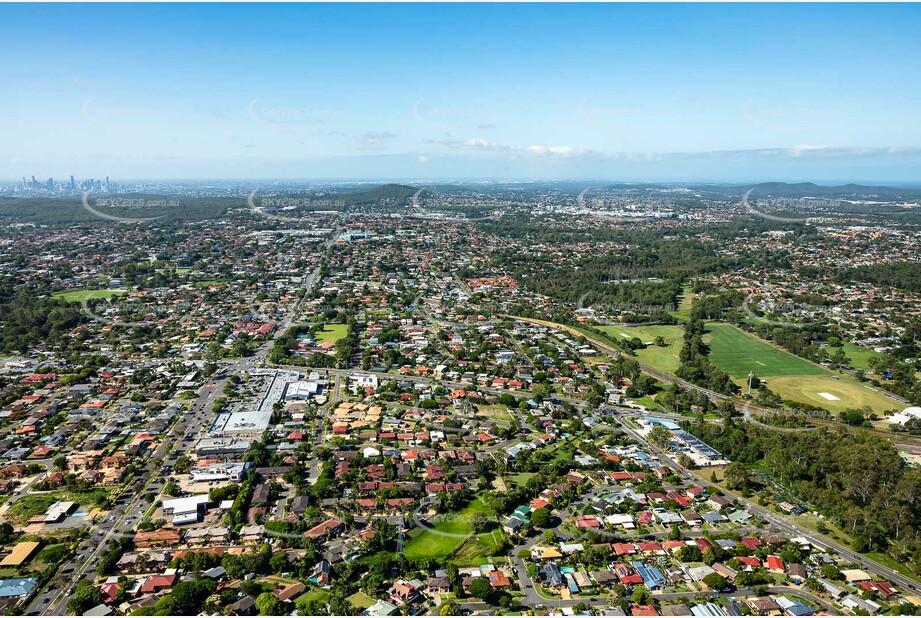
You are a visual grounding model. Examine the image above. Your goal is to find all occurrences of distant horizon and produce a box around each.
[5,176,921,189]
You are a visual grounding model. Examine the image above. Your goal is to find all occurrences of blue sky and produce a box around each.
[3,3,921,182]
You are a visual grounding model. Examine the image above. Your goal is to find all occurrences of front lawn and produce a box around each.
[295,589,330,608]
[345,591,375,610]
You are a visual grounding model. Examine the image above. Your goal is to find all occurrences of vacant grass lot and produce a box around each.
[5,489,110,524]
[507,472,535,488]
[4,495,56,524]
[404,495,496,560]
[475,404,514,421]
[53,289,126,302]
[345,592,375,610]
[705,323,826,378]
[451,530,507,566]
[316,323,348,345]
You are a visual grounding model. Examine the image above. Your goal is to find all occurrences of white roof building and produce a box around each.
[162,494,209,525]
[887,406,921,426]
[45,501,76,523]
[286,380,321,400]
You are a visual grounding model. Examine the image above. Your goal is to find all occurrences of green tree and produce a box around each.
[648,425,672,449]
[471,512,490,533]
[173,454,193,474]
[676,546,702,562]
[702,572,728,591]
[631,585,651,605]
[171,579,215,614]
[724,462,751,490]
[162,480,181,497]
[530,507,551,528]
[468,577,492,601]
[203,594,224,614]
[269,551,289,575]
[255,592,284,616]
[67,580,102,615]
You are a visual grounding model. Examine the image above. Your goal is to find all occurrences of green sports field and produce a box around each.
[53,289,126,302]
[597,324,684,374]
[765,375,898,414]
[704,323,897,413]
[704,323,826,378]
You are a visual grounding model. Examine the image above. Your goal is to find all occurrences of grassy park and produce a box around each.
[53,289,126,302]
[704,323,826,378]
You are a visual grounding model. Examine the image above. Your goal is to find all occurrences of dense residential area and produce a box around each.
[0,181,921,617]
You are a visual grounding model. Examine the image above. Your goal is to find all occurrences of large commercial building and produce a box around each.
[210,370,299,437]
[161,494,210,526]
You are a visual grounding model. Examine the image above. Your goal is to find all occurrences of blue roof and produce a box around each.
[647,417,681,430]
[566,576,580,593]
[786,601,816,616]
[0,578,36,598]
[631,561,664,589]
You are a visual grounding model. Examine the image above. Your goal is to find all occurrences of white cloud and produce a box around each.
[440,138,579,157]
[789,144,827,157]
[355,131,398,150]
[463,138,491,149]
[527,145,576,156]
